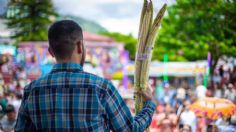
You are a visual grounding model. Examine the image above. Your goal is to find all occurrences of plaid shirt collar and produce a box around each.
[51,63,83,73]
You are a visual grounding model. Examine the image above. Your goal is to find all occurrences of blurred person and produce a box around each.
[14,81,22,94]
[185,87,192,101]
[214,83,223,98]
[176,87,186,104]
[155,80,164,103]
[15,20,157,131]
[0,94,7,113]
[218,115,236,132]
[0,75,4,101]
[179,100,197,132]
[196,85,207,98]
[4,90,15,105]
[230,66,236,89]
[189,93,197,104]
[206,118,215,125]
[155,104,178,132]
[0,104,16,132]
[158,83,175,105]
[206,89,214,97]
[230,66,236,79]
[0,74,4,85]
[224,84,236,103]
[158,83,170,104]
[198,117,207,132]
[150,108,161,131]
[205,124,218,132]
[213,71,222,84]
[219,65,224,78]
[150,110,159,131]
[10,93,22,114]
[1,58,11,74]
[176,100,185,116]
[169,85,177,107]
[17,79,30,95]
[179,124,191,132]
[17,66,27,80]
[215,114,228,126]
[8,80,16,92]
[219,65,230,87]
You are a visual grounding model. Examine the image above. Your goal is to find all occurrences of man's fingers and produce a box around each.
[134,91,144,99]
[148,85,154,93]
[134,87,153,101]
[135,91,147,98]
[136,91,144,96]
[139,91,151,99]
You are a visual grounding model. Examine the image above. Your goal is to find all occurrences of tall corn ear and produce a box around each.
[134,0,148,91]
[134,1,167,131]
[142,4,167,86]
[134,1,154,114]
[150,4,167,35]
[139,0,154,91]
[137,0,148,40]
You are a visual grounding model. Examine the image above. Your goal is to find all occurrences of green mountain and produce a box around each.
[58,15,107,33]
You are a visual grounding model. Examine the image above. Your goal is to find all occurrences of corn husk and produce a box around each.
[134,0,167,122]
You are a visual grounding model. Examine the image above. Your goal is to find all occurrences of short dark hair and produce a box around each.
[5,104,15,113]
[48,20,83,59]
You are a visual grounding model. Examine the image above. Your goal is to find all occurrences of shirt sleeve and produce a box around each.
[14,84,36,132]
[104,81,156,132]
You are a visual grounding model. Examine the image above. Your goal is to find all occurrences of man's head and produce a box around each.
[5,104,16,121]
[48,20,85,66]
[180,124,191,132]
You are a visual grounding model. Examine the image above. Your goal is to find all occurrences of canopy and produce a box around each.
[126,61,208,77]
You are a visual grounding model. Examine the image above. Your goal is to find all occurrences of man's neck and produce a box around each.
[56,59,80,64]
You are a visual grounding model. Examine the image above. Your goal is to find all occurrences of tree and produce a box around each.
[6,0,57,42]
[101,32,137,60]
[153,0,236,73]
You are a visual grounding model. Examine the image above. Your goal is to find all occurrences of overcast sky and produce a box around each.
[53,0,175,36]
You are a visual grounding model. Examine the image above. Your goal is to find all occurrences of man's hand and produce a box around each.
[136,85,155,103]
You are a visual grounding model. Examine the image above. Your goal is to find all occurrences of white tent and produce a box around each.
[126,61,208,77]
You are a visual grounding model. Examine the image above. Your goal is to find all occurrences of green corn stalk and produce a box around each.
[134,0,153,112]
[140,4,167,89]
[134,0,167,131]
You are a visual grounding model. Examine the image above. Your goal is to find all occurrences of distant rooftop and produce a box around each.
[83,32,114,43]
[19,32,117,46]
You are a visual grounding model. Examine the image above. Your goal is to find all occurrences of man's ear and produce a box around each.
[76,40,83,54]
[48,47,55,57]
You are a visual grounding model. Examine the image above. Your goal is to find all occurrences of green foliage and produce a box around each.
[6,0,57,42]
[101,32,137,60]
[153,0,236,65]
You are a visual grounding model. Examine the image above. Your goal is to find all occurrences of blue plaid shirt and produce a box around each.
[15,63,156,132]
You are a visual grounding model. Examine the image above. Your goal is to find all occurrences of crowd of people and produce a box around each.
[151,66,236,132]
[0,57,28,131]
[123,65,236,132]
[0,53,235,132]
